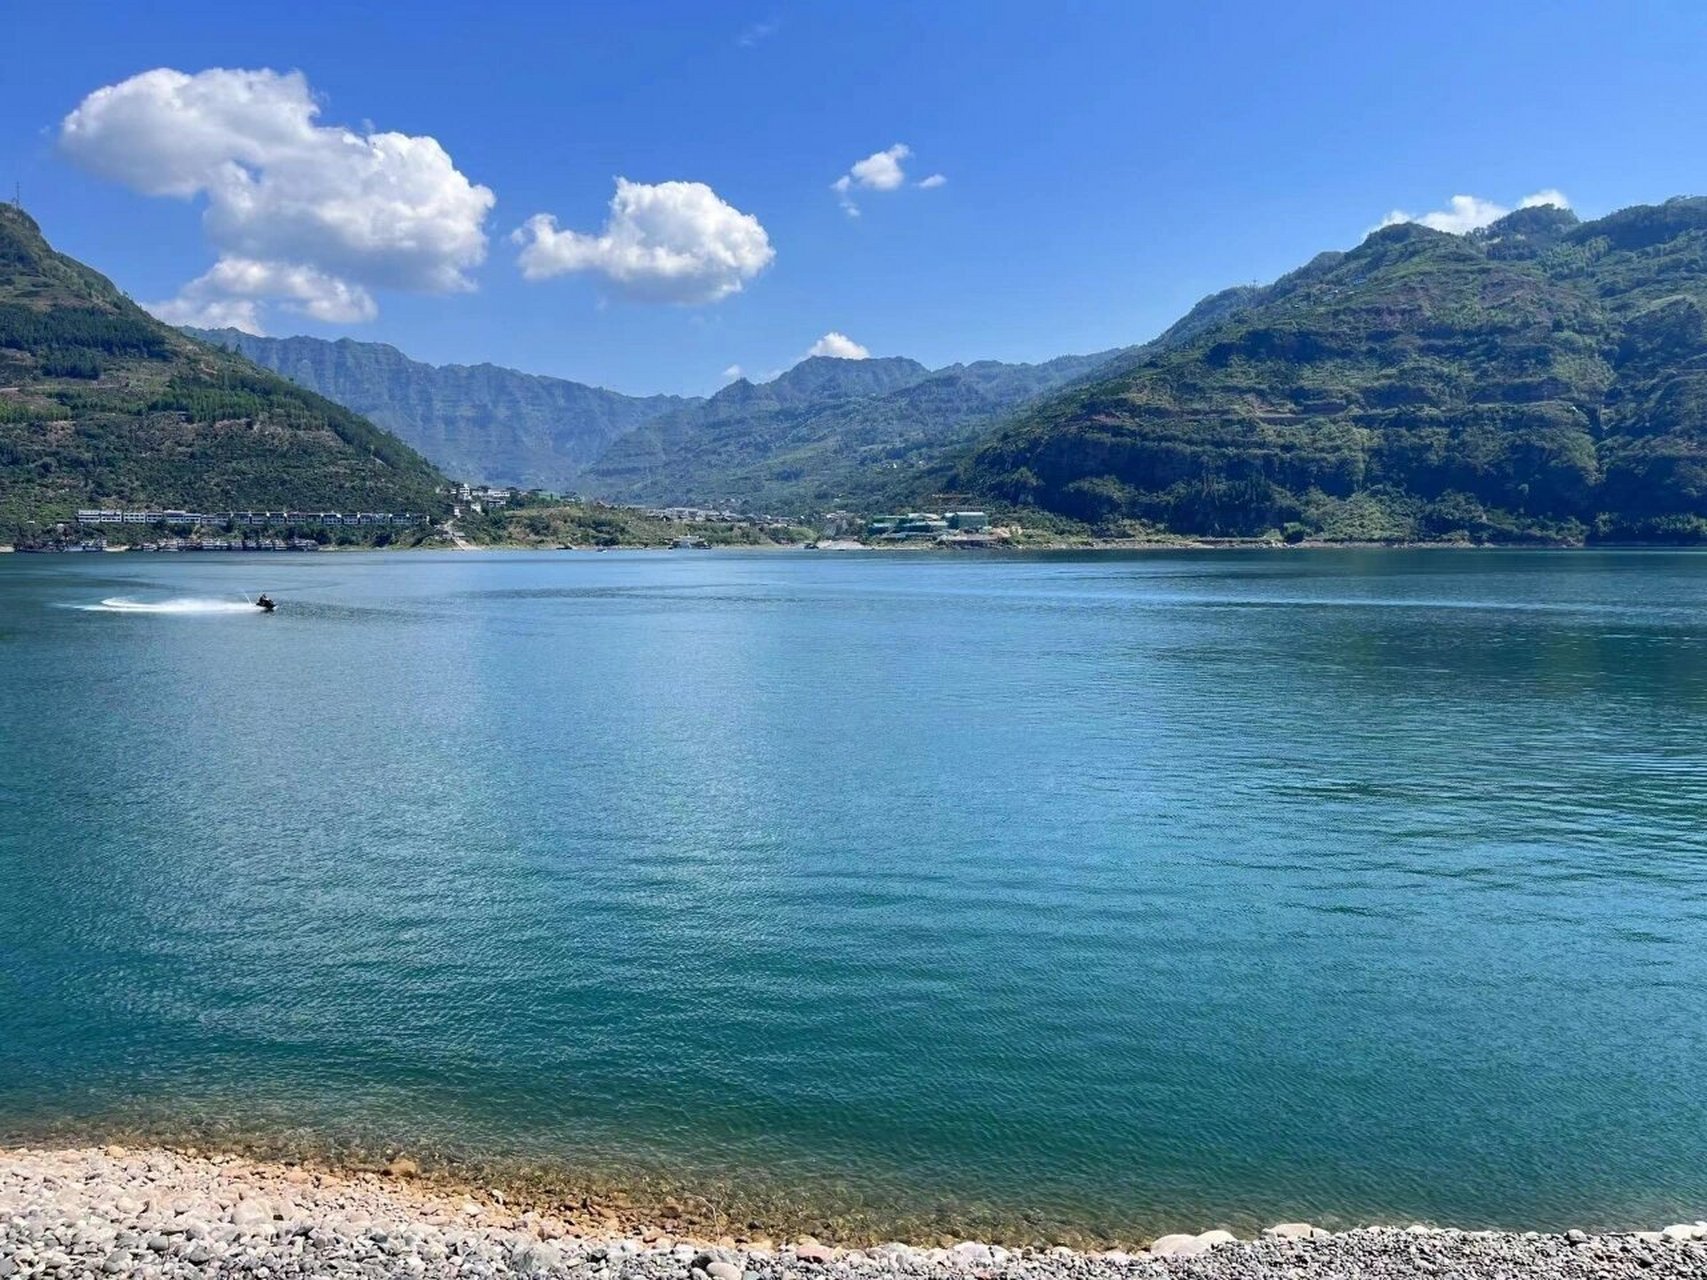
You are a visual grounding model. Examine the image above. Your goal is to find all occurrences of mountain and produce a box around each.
[956,199,1707,543]
[195,328,1133,515]
[0,206,445,540]
[191,329,694,491]
[581,350,1123,512]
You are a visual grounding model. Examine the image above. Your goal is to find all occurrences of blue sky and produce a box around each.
[4,0,1706,395]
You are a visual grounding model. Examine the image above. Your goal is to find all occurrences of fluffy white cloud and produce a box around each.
[832,143,943,215]
[148,258,377,332]
[59,67,494,332]
[515,178,774,304]
[847,144,911,192]
[145,294,266,335]
[805,331,870,360]
[1518,189,1570,213]
[721,364,745,381]
[1378,188,1571,235]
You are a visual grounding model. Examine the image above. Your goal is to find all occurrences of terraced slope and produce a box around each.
[0,206,445,540]
[958,200,1707,543]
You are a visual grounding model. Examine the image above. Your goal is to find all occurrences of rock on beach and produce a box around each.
[2,1147,1706,1277]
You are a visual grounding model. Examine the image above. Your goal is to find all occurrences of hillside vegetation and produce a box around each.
[198,332,1129,515]
[194,328,691,492]
[0,206,445,541]
[956,200,1707,543]
[582,350,1121,513]
[460,496,813,548]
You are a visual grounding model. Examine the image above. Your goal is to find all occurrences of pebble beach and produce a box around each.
[3,1147,1706,1279]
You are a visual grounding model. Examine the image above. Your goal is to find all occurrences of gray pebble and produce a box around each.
[5,1148,1706,1280]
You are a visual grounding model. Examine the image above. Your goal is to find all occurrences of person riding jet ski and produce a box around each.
[255,594,276,612]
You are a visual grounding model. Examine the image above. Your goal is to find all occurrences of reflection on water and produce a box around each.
[2,548,1706,1241]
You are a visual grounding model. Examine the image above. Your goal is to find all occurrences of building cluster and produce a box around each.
[75,509,428,528]
[865,510,991,541]
[27,536,319,553]
[454,484,519,502]
[41,540,115,553]
[146,537,321,552]
[641,505,795,529]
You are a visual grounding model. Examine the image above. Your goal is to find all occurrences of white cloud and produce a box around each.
[148,258,377,334]
[1518,189,1570,212]
[737,18,778,46]
[146,294,266,335]
[1377,188,1571,235]
[832,143,943,215]
[805,331,870,360]
[59,67,495,330]
[721,364,745,381]
[848,144,910,192]
[515,178,774,304]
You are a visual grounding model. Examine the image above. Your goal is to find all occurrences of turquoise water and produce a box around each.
[2,548,1706,1240]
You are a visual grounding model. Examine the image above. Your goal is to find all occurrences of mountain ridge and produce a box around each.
[0,206,445,541]
[953,197,1707,543]
[188,327,694,491]
[197,329,1136,510]
[581,348,1126,512]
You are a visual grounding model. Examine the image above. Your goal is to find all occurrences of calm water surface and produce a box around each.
[2,549,1705,1239]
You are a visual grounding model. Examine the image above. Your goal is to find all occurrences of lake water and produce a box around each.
[2,548,1706,1242]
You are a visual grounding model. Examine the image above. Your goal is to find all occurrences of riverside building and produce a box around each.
[77,509,429,528]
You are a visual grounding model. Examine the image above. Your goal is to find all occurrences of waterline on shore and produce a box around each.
[5,1118,1705,1251]
[3,1146,1706,1279]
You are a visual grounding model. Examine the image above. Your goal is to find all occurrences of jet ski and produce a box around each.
[255,594,276,612]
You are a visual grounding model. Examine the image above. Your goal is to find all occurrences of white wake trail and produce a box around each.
[76,597,261,615]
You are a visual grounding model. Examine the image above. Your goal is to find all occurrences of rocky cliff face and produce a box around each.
[958,199,1707,543]
[191,329,693,490]
[581,350,1124,513]
[199,330,1132,514]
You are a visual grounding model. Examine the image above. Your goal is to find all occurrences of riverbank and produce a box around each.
[2,1147,1705,1278]
[11,532,1704,554]
[461,535,1707,553]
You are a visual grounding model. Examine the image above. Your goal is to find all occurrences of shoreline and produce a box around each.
[10,536,1705,556]
[470,537,1707,553]
[3,1147,1705,1279]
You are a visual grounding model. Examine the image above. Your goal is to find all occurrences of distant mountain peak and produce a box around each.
[778,353,930,381]
[1480,204,1580,236]
[190,328,699,491]
[757,354,934,408]
[190,321,1136,518]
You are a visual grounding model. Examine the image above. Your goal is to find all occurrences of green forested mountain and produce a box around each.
[199,328,1130,514]
[582,350,1122,512]
[955,199,1707,543]
[192,328,692,491]
[0,206,445,540]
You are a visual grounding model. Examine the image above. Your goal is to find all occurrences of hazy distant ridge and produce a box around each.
[580,350,1126,512]
[189,328,695,491]
[197,329,1130,510]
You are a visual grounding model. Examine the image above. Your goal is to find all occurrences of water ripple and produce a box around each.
[3,548,1707,1239]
